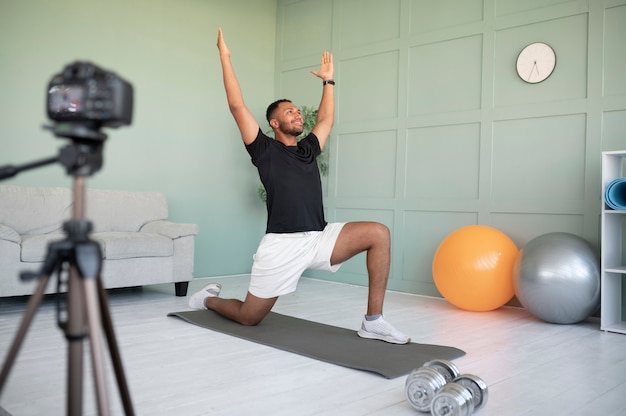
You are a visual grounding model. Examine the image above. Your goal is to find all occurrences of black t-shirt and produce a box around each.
[246,129,327,233]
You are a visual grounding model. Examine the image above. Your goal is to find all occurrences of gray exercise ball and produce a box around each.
[512,232,600,324]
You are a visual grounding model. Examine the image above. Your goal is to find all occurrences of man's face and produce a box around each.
[272,102,303,137]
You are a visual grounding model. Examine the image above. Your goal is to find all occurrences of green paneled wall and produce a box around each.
[274,0,626,300]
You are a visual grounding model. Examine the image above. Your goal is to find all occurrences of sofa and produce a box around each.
[0,185,199,297]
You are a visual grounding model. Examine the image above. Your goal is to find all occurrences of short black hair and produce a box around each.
[266,99,292,124]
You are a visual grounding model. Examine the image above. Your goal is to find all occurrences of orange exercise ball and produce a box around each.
[432,225,518,312]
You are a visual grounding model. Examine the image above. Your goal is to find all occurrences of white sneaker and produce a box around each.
[188,283,222,310]
[357,315,410,344]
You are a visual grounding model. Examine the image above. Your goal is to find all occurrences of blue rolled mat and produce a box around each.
[605,178,626,210]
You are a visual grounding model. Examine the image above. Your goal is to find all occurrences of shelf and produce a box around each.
[601,151,626,334]
[601,322,626,335]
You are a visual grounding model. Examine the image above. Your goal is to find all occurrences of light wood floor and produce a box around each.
[1,275,625,416]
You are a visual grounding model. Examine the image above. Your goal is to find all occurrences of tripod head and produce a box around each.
[0,137,106,182]
[0,136,104,181]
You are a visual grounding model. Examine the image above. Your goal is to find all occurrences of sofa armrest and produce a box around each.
[0,224,21,243]
[140,220,199,239]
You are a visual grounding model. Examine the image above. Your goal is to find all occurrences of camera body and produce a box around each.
[47,62,133,130]
[0,61,133,180]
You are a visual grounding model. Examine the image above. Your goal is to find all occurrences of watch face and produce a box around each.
[516,42,556,84]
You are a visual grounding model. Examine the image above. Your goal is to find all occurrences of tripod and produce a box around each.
[0,140,134,415]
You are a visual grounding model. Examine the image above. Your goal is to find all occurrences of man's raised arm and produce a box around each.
[310,51,335,151]
[217,28,259,145]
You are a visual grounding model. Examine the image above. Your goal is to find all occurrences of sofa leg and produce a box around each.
[175,282,189,297]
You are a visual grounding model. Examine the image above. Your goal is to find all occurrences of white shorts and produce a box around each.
[248,222,346,298]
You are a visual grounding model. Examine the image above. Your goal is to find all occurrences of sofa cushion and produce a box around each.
[0,224,20,243]
[92,232,173,260]
[0,186,70,235]
[140,220,200,239]
[21,234,66,262]
[86,189,168,232]
[21,232,174,263]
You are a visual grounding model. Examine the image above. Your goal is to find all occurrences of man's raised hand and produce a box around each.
[310,51,334,81]
[217,28,231,58]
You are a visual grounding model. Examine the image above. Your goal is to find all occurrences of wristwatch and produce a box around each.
[323,80,335,86]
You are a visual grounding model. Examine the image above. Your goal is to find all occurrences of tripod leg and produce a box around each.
[0,275,50,394]
[97,279,135,415]
[82,278,111,416]
[66,268,86,416]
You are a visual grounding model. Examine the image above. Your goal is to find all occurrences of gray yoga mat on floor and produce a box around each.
[167,310,465,379]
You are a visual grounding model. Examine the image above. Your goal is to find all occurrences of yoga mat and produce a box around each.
[605,178,626,210]
[168,310,465,379]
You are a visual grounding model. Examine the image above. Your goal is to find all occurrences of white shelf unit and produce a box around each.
[601,150,626,334]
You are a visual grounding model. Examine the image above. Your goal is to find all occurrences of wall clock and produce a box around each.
[516,42,556,84]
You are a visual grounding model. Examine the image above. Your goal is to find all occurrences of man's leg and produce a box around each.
[205,292,278,326]
[330,221,410,344]
[330,221,391,316]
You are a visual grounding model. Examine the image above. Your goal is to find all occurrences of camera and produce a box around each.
[0,62,133,180]
[47,61,133,139]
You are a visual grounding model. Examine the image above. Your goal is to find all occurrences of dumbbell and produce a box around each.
[404,359,460,412]
[430,374,488,416]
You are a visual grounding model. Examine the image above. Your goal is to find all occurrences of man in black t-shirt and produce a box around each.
[246,126,326,234]
[188,28,410,344]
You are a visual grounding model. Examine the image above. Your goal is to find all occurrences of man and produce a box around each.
[188,28,409,344]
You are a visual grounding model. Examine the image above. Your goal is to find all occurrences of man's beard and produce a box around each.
[278,120,303,137]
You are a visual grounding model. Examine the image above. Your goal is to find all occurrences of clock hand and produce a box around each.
[533,62,541,77]
[527,61,540,81]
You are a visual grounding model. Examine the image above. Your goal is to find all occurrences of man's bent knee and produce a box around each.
[239,315,265,326]
[358,221,391,247]
[372,222,390,241]
[239,292,277,326]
